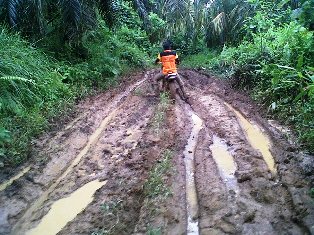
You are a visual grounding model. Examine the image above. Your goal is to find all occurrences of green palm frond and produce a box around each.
[166,0,189,20]
[0,76,37,114]
[133,0,151,30]
[0,76,35,84]
[59,0,82,40]
[99,0,115,28]
[8,0,24,27]
[205,0,251,46]
[212,12,227,34]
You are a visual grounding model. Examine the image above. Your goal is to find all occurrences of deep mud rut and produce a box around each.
[0,69,313,235]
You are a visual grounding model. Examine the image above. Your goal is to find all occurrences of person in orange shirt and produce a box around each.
[154,40,188,99]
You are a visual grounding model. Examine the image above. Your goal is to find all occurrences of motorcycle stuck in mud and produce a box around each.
[158,72,189,103]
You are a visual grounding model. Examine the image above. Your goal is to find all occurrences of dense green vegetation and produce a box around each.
[0,0,151,167]
[0,0,313,167]
[0,29,73,165]
[183,0,314,152]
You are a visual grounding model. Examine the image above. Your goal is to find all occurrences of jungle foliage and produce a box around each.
[0,0,313,167]
[184,0,314,152]
[0,0,151,166]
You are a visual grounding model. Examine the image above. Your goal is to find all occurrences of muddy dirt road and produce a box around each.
[0,70,313,235]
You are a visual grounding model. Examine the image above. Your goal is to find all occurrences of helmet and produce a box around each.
[162,40,171,50]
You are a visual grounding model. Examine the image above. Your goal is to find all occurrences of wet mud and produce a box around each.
[0,69,313,235]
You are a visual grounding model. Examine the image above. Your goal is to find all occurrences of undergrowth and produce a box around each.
[183,14,314,153]
[0,23,150,167]
[152,92,170,134]
[0,28,74,165]
[144,149,173,200]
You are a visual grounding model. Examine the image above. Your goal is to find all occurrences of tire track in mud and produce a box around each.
[182,70,313,234]
[50,89,157,235]
[0,69,313,235]
[13,76,149,234]
[182,106,203,235]
[0,72,153,235]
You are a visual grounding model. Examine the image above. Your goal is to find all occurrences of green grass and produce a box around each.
[0,28,74,166]
[182,49,218,70]
[181,22,314,153]
[147,227,162,235]
[141,149,173,233]
[152,92,170,133]
[0,23,152,168]
[144,149,173,200]
[92,198,131,235]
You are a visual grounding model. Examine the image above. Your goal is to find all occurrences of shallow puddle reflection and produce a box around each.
[183,111,203,235]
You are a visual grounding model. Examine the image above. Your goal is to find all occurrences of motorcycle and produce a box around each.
[162,72,189,103]
[159,73,189,103]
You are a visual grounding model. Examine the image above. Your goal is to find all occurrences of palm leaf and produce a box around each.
[59,0,82,40]
[212,12,227,36]
[99,0,115,28]
[166,0,189,20]
[0,76,37,114]
[0,76,35,84]
[8,0,24,27]
[133,0,151,30]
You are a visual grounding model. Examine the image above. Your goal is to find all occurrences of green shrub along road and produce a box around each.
[183,0,314,153]
[0,0,313,168]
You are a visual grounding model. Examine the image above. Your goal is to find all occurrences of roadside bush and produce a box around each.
[183,0,314,152]
[182,49,218,70]
[0,21,151,167]
[0,28,74,165]
[212,20,314,152]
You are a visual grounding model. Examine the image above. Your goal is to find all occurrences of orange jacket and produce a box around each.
[156,50,179,75]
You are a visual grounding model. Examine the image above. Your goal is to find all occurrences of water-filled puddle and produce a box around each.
[225,103,276,174]
[183,112,203,235]
[210,135,237,190]
[13,77,148,234]
[26,180,107,235]
[0,166,31,192]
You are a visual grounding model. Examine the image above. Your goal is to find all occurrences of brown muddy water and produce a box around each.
[0,70,313,235]
[0,166,31,192]
[210,135,238,192]
[26,180,107,235]
[183,107,203,235]
[12,107,120,235]
[225,102,277,174]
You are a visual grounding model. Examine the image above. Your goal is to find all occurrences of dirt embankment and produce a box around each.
[0,69,313,235]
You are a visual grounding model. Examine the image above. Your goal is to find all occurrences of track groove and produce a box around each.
[0,70,312,235]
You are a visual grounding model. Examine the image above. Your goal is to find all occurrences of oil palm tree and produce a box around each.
[205,0,251,47]
[0,0,115,41]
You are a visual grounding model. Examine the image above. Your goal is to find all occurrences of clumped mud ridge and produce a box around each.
[0,70,313,235]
